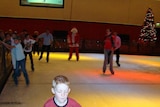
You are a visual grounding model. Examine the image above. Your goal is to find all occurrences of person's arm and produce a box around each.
[31,39,36,44]
[36,33,43,42]
[0,40,15,50]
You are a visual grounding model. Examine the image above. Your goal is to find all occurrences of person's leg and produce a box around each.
[20,59,30,85]
[32,44,36,54]
[29,52,34,71]
[68,47,73,60]
[108,51,111,64]
[36,44,39,55]
[39,45,45,60]
[102,49,108,74]
[115,48,120,66]
[75,47,79,61]
[109,50,114,74]
[46,45,51,62]
[13,57,21,77]
[14,61,20,85]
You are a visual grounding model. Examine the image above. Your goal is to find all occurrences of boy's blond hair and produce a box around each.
[52,75,70,88]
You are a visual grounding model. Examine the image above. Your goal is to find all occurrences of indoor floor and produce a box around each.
[0,52,160,107]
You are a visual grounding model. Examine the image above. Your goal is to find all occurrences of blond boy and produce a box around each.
[44,75,81,107]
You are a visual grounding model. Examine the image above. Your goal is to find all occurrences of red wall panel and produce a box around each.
[0,17,141,41]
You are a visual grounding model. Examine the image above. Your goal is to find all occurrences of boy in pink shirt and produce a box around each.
[44,75,81,107]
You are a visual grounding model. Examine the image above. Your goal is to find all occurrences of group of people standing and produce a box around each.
[0,29,51,85]
[0,28,121,107]
[0,27,121,86]
[0,27,80,86]
[0,33,30,85]
[37,27,80,62]
[67,27,122,76]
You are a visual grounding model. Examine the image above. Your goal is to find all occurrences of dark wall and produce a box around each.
[0,17,141,41]
[1,17,160,55]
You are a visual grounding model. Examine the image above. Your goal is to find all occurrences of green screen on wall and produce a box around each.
[20,0,64,8]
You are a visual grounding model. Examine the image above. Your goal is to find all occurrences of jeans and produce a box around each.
[103,49,114,73]
[14,59,29,85]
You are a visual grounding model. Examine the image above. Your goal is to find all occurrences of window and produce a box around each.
[20,0,64,8]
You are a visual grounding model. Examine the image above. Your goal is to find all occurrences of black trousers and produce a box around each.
[24,51,34,68]
[32,43,39,55]
[114,48,120,63]
[39,45,51,61]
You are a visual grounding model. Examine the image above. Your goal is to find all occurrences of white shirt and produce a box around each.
[115,36,121,49]
[24,39,35,52]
